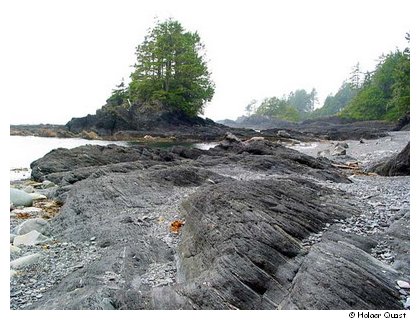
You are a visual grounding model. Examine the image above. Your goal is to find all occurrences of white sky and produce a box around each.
[1,0,414,124]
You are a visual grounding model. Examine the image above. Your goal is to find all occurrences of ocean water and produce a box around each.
[9,136,218,181]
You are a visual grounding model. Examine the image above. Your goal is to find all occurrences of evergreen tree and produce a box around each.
[255,97,300,122]
[311,82,357,118]
[349,62,362,89]
[340,46,410,120]
[245,99,257,116]
[128,19,214,116]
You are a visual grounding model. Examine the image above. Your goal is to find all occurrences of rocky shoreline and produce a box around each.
[10,130,410,310]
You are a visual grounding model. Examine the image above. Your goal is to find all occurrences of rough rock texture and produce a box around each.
[65,102,259,141]
[18,134,409,310]
[30,144,175,181]
[174,178,356,309]
[279,233,401,310]
[370,143,410,176]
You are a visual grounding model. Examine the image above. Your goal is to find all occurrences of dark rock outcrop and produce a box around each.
[370,143,410,176]
[25,137,407,310]
[174,178,356,309]
[65,102,258,141]
[30,144,175,181]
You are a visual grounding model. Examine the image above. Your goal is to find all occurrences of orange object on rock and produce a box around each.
[170,220,185,234]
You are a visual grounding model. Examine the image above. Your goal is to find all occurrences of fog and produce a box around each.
[1,0,412,124]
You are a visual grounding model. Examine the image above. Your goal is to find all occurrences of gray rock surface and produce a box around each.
[11,253,42,269]
[13,133,409,310]
[13,230,51,247]
[10,188,33,207]
[370,142,410,176]
[14,218,50,236]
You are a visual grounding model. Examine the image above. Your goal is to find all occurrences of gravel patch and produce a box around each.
[10,240,105,310]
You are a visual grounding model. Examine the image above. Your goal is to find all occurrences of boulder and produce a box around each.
[335,142,349,149]
[10,188,33,207]
[224,132,242,143]
[14,218,50,236]
[10,245,21,254]
[332,146,346,156]
[372,142,410,176]
[23,186,35,193]
[13,230,51,247]
[10,253,42,269]
[30,144,176,181]
[317,149,330,157]
[42,180,56,188]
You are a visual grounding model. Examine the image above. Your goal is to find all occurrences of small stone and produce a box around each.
[13,230,51,247]
[10,253,42,269]
[10,245,21,254]
[332,146,346,156]
[403,297,410,309]
[90,237,96,241]
[397,280,410,289]
[41,180,56,188]
[335,142,349,149]
[317,149,330,157]
[399,289,408,296]
[36,294,43,298]
[23,186,35,193]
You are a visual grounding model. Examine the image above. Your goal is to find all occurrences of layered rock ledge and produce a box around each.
[11,133,410,310]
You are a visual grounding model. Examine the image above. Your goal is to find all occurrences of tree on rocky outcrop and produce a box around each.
[106,79,128,107]
[128,19,215,116]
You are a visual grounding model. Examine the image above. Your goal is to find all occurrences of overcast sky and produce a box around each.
[1,0,413,124]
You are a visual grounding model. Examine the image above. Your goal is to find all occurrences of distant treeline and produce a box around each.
[246,33,410,122]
